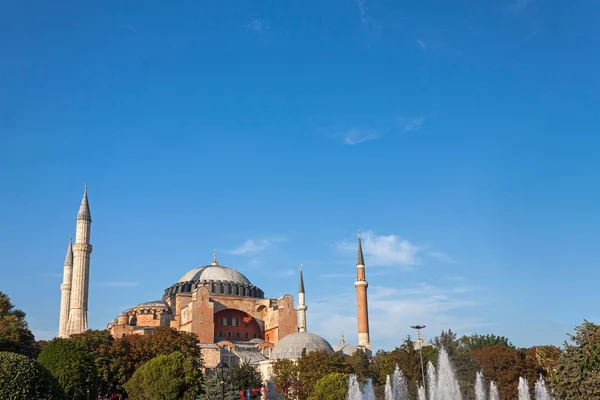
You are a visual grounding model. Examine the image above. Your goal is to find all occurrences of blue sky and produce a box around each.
[1,0,599,351]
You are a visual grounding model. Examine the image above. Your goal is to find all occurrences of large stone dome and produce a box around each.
[270,332,334,360]
[179,264,251,285]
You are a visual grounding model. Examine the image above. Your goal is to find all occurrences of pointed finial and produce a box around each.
[357,229,365,266]
[84,183,87,193]
[69,235,72,244]
[298,264,305,294]
[77,185,92,221]
[212,250,218,265]
[341,330,345,343]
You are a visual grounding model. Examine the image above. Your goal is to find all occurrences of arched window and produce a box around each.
[227,331,232,339]
[234,285,239,295]
[236,332,241,339]
[218,330,223,338]
[244,332,249,340]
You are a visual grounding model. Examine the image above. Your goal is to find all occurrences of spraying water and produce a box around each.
[475,371,486,400]
[534,375,553,400]
[393,366,409,400]
[347,374,362,400]
[418,385,427,400]
[362,379,375,400]
[489,381,500,400]
[518,377,531,400]
[436,348,462,400]
[384,375,393,400]
[427,361,437,400]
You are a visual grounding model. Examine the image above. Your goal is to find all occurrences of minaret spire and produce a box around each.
[65,186,93,336]
[58,237,74,338]
[355,230,371,350]
[297,264,307,332]
[212,250,218,265]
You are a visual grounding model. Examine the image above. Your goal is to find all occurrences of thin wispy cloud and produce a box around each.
[245,19,267,32]
[417,39,426,50]
[509,0,532,11]
[96,281,140,288]
[403,116,424,131]
[310,281,488,349]
[231,237,284,255]
[427,251,455,264]
[355,0,368,27]
[276,269,295,277]
[338,230,421,268]
[340,129,380,145]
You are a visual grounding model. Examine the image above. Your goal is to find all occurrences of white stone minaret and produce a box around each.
[298,264,307,332]
[65,186,93,336]
[355,230,371,350]
[58,237,73,338]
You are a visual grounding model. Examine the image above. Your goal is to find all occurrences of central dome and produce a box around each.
[179,264,251,285]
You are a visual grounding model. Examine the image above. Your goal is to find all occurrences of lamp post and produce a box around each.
[216,362,229,400]
[411,325,427,400]
[85,376,93,400]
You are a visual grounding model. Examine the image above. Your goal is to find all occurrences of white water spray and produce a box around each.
[475,371,486,400]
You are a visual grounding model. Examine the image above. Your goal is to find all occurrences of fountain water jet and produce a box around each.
[362,379,375,400]
[393,366,409,400]
[427,361,437,400]
[534,375,554,400]
[518,377,531,400]
[347,374,361,400]
[475,371,486,400]
[418,385,426,400]
[489,381,500,400]
[384,375,393,400]
[436,348,462,400]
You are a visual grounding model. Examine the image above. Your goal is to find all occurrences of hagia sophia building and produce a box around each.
[58,187,372,379]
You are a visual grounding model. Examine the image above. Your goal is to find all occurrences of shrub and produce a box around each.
[312,372,349,400]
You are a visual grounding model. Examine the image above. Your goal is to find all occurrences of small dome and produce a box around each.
[179,264,251,286]
[118,312,127,316]
[332,342,359,356]
[270,332,334,360]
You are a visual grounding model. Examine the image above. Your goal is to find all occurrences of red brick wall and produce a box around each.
[214,309,262,341]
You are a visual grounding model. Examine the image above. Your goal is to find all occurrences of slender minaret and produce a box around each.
[58,237,73,338]
[297,264,307,332]
[65,186,93,336]
[355,230,371,349]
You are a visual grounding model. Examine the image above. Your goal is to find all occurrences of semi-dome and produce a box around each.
[132,300,169,309]
[332,342,359,356]
[270,332,334,360]
[179,264,251,285]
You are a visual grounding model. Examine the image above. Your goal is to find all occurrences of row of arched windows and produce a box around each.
[217,330,258,340]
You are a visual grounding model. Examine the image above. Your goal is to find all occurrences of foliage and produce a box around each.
[312,372,349,400]
[199,369,239,400]
[460,333,514,350]
[107,326,203,396]
[38,338,98,400]
[227,363,264,399]
[554,320,600,399]
[124,351,203,400]
[0,291,37,358]
[297,350,351,399]
[0,351,67,400]
[271,358,299,400]
[344,349,371,384]
[70,329,116,396]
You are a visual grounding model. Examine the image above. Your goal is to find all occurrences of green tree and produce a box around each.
[124,351,203,400]
[460,333,514,350]
[312,372,349,400]
[297,350,352,399]
[433,330,480,400]
[228,363,263,399]
[344,349,371,384]
[0,351,67,400]
[271,358,299,400]
[70,329,117,397]
[199,369,239,400]
[38,338,98,400]
[554,320,600,399]
[0,291,37,358]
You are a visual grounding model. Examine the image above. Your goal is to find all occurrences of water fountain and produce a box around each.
[393,366,409,400]
[418,386,426,400]
[489,381,500,400]
[475,372,486,400]
[362,379,376,400]
[427,362,437,400]
[534,375,554,400]
[385,376,393,400]
[518,377,531,400]
[347,374,362,400]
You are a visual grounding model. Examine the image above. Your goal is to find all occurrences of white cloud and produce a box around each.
[96,281,140,287]
[403,116,424,131]
[340,129,380,145]
[338,230,420,267]
[427,251,455,264]
[417,39,426,50]
[231,237,284,255]
[310,282,488,350]
[246,19,267,32]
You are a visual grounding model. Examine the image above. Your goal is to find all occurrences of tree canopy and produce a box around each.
[312,372,349,400]
[124,351,203,400]
[0,351,67,400]
[0,291,37,358]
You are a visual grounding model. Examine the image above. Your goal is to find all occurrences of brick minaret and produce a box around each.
[298,264,307,332]
[58,237,73,338]
[65,186,93,336]
[355,230,371,350]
